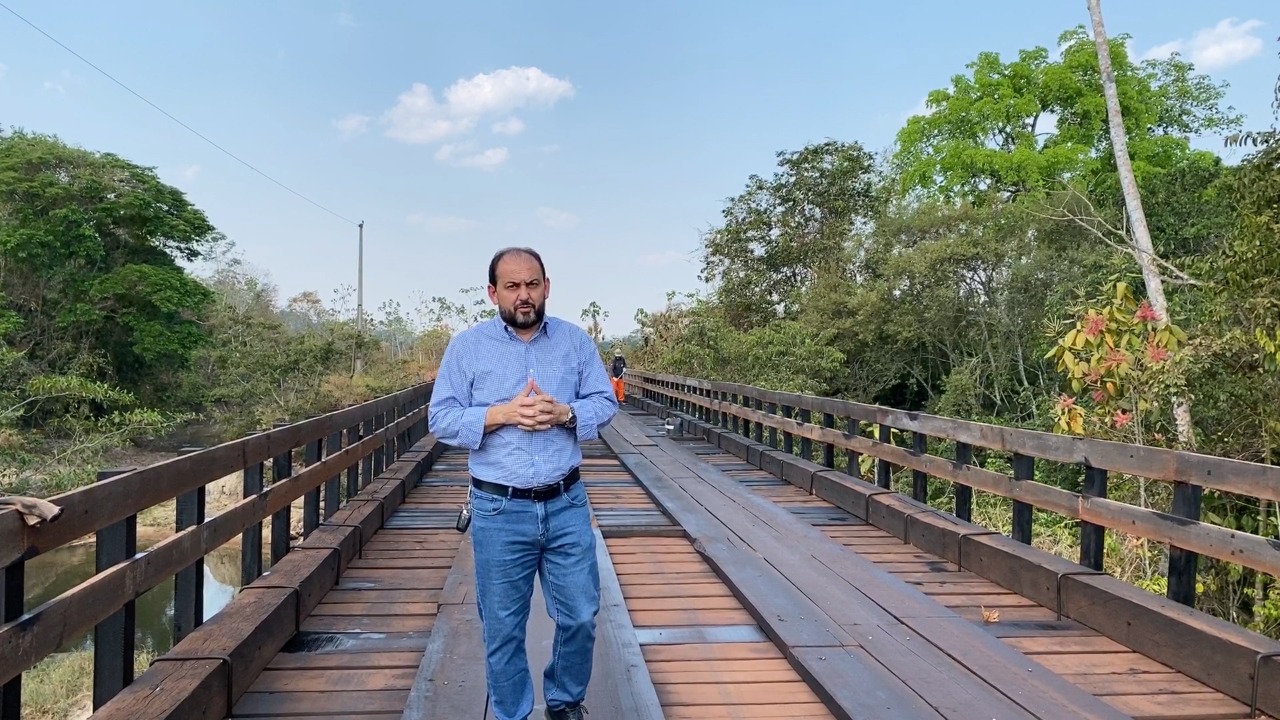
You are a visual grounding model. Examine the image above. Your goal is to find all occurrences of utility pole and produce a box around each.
[355,220,365,375]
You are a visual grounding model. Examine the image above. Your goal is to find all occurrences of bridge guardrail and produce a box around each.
[624,369,1280,717]
[624,370,1279,603]
[0,381,433,717]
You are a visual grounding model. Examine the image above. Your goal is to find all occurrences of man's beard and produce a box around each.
[500,300,545,329]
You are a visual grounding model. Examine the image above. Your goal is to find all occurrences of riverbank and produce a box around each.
[23,646,156,720]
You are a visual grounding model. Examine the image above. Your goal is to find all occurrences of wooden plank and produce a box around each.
[902,617,1132,720]
[856,624,1038,719]
[600,462,855,648]
[401,535,488,719]
[603,420,658,448]
[92,659,228,720]
[581,527,665,720]
[640,425,954,623]
[1061,570,1280,716]
[789,647,943,720]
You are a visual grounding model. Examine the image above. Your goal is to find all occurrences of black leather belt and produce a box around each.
[471,467,581,501]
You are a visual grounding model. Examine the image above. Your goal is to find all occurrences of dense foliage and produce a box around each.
[0,129,465,497]
[617,27,1280,637]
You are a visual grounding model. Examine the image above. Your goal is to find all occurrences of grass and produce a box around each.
[22,646,156,720]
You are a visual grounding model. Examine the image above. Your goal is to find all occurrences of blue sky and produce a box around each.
[2,1,1277,336]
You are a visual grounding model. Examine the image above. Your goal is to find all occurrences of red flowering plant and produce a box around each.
[1045,279,1187,444]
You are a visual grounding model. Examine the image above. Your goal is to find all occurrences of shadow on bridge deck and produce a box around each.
[126,401,1271,720]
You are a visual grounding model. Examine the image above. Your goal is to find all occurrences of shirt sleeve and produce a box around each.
[570,332,619,441]
[427,335,488,450]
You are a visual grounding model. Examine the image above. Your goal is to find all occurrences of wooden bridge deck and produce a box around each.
[214,404,1269,720]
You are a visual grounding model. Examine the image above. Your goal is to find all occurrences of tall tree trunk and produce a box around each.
[1086,0,1196,449]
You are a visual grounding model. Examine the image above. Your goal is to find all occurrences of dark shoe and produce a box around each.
[545,704,587,720]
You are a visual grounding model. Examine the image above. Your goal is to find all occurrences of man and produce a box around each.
[428,247,618,720]
[609,347,627,403]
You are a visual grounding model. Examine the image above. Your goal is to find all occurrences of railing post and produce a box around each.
[373,411,386,477]
[782,405,794,454]
[304,438,323,536]
[242,432,264,585]
[1080,465,1107,572]
[798,408,812,462]
[752,397,763,444]
[325,430,343,518]
[93,467,138,709]
[845,418,860,479]
[718,391,728,430]
[731,393,740,435]
[347,422,362,497]
[875,424,893,489]
[173,446,205,645]
[271,427,293,566]
[767,403,778,448]
[396,401,407,457]
[954,442,973,522]
[0,558,23,720]
[822,413,835,468]
[1011,453,1034,545]
[361,416,375,488]
[1167,481,1203,606]
[911,432,929,503]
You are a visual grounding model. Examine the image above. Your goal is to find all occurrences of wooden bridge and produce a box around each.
[2,369,1279,719]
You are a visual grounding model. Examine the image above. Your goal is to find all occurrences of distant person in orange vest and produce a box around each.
[609,347,626,402]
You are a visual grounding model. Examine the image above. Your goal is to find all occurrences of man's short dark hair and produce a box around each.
[488,247,547,287]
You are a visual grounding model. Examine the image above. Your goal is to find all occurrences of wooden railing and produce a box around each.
[0,382,433,718]
[624,370,1280,608]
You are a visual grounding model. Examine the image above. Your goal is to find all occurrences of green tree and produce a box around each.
[699,140,881,327]
[580,301,608,346]
[892,25,1240,203]
[0,129,219,407]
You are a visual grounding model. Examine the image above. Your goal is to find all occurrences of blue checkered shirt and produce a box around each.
[427,315,619,488]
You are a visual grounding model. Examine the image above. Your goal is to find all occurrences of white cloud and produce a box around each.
[1141,18,1266,71]
[535,206,579,230]
[434,143,509,170]
[492,117,525,135]
[377,66,573,157]
[180,164,201,181]
[443,67,574,117]
[42,81,65,94]
[384,83,477,144]
[407,213,477,233]
[637,250,691,268]
[333,113,371,139]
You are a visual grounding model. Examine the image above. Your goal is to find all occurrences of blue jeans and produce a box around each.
[470,478,600,720]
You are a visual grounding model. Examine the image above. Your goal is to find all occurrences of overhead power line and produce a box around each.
[0,1,358,226]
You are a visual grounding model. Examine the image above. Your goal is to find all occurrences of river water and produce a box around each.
[24,535,251,655]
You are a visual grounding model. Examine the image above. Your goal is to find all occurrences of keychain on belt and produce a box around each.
[455,501,472,532]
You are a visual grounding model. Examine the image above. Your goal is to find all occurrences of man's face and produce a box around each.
[489,252,549,330]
